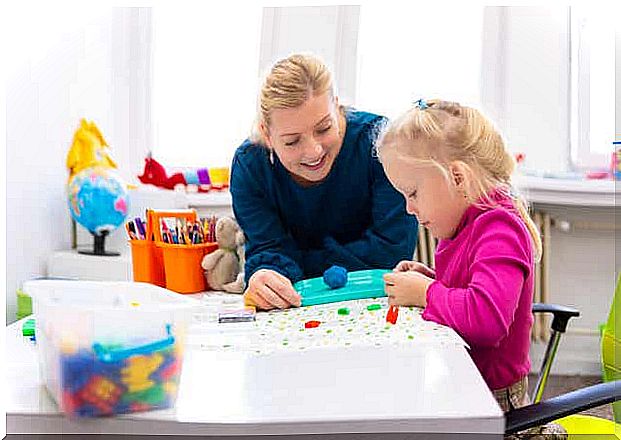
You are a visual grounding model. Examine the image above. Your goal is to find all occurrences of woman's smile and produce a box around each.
[300,153,327,171]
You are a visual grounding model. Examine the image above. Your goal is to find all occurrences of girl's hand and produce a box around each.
[243,269,301,310]
[383,271,434,307]
[393,260,436,278]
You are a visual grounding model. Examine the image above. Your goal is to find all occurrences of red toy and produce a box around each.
[386,305,399,325]
[138,154,228,192]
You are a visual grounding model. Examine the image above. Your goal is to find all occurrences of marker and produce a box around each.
[127,221,139,240]
[125,222,137,240]
[134,217,146,239]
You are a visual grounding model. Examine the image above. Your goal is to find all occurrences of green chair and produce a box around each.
[506,275,621,437]
[600,273,621,423]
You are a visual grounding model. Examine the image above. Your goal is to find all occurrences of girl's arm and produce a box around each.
[422,211,533,348]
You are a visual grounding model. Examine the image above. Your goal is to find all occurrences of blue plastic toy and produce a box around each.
[295,269,389,306]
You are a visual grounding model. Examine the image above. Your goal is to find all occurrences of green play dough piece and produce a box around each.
[366,304,381,311]
[337,307,350,315]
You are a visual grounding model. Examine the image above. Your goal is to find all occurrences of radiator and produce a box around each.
[414,226,438,269]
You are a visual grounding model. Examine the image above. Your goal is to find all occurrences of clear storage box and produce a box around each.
[24,280,198,417]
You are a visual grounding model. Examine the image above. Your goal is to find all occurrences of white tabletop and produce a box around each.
[6,295,504,438]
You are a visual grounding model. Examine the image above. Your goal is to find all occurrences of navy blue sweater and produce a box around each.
[231,109,418,284]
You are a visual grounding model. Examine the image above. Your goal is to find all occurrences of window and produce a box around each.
[151,5,263,168]
[570,7,616,169]
[356,5,484,119]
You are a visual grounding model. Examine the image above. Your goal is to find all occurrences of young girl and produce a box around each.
[377,99,566,438]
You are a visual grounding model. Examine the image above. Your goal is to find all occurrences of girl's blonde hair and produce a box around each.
[377,99,542,260]
[250,53,339,145]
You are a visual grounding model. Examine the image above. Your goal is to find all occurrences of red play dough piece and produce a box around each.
[304,320,321,329]
[386,305,399,324]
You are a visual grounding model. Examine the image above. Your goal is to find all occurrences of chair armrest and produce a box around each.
[505,380,621,434]
[532,302,580,333]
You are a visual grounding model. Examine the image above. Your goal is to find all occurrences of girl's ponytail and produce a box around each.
[513,194,543,262]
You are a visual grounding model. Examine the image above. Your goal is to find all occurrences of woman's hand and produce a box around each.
[383,271,434,307]
[243,269,301,310]
[393,260,436,278]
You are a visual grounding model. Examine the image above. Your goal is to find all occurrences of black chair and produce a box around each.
[505,303,621,434]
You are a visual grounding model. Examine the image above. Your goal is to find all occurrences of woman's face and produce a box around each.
[263,92,344,185]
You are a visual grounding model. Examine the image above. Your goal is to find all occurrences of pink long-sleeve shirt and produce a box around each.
[422,192,535,391]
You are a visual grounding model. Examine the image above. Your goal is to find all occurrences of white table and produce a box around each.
[6,294,504,439]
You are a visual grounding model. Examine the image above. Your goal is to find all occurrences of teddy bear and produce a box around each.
[201,216,246,293]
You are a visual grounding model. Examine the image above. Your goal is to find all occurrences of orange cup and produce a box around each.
[157,242,218,294]
[129,240,166,287]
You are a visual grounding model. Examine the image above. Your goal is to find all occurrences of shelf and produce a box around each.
[185,190,232,207]
[515,176,619,207]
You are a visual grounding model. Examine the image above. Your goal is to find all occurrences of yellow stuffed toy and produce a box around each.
[66,119,117,182]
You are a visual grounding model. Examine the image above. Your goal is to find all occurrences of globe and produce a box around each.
[68,166,130,256]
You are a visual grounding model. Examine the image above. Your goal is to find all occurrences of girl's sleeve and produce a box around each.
[231,151,304,284]
[301,144,418,274]
[422,211,532,348]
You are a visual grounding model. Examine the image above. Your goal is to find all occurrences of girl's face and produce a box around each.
[382,148,470,239]
[262,91,344,185]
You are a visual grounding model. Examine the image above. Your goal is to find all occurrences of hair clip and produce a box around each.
[414,98,429,110]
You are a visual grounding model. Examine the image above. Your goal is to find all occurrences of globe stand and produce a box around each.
[79,230,120,257]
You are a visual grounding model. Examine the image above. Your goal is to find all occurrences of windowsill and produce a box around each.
[515,175,618,207]
[135,180,616,209]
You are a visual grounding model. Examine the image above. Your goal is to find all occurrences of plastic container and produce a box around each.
[158,242,217,293]
[16,288,32,319]
[129,240,166,287]
[129,209,218,293]
[208,167,230,188]
[25,280,198,417]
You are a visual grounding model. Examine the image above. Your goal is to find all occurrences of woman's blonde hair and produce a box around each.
[250,53,338,145]
[376,99,542,260]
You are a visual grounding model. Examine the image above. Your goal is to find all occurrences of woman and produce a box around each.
[231,53,417,310]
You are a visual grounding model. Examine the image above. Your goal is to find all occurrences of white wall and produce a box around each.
[6,7,149,323]
[529,206,617,375]
[483,6,571,172]
[615,26,621,137]
[260,6,360,106]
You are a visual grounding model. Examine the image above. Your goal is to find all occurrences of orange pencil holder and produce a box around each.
[152,209,218,294]
[129,239,166,287]
[129,209,218,294]
[157,242,218,293]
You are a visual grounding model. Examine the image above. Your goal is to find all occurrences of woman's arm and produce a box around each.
[230,148,304,284]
